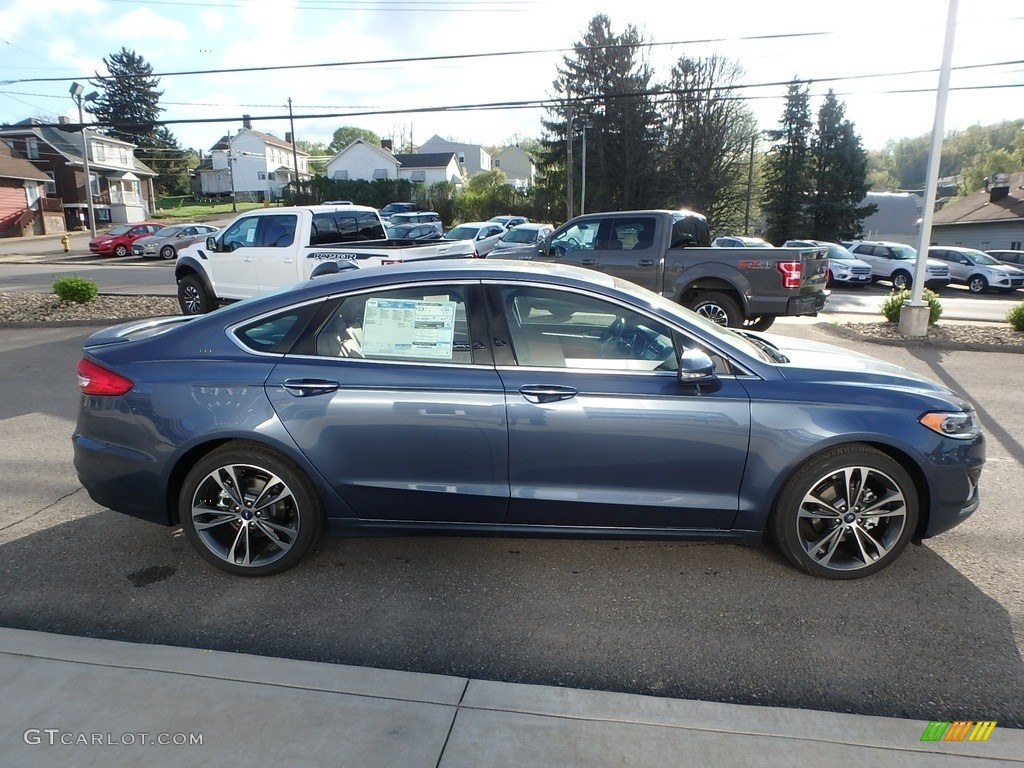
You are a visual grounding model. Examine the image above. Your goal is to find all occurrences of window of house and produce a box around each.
[93,143,105,161]
[410,170,426,182]
[96,208,111,222]
[119,148,128,164]
[457,153,465,164]
[267,172,275,181]
[1012,241,1022,250]
[372,168,388,179]
[89,173,100,197]
[26,138,39,159]
[45,172,56,196]
[494,160,501,168]
[258,171,267,180]
[332,169,349,181]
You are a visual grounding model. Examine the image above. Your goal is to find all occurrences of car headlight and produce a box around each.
[919,411,978,439]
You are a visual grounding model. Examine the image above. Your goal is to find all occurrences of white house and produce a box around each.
[197,118,311,201]
[492,145,536,189]
[323,139,399,182]
[394,152,463,187]
[418,135,491,176]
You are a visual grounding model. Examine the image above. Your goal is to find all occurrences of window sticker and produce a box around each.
[361,299,457,359]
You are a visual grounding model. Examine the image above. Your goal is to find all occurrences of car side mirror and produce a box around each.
[677,349,719,390]
[205,235,219,252]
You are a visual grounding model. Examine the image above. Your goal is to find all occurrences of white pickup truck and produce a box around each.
[174,205,474,314]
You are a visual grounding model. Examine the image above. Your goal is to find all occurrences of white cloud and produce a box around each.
[201,10,224,34]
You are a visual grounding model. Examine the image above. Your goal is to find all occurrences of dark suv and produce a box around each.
[379,202,418,222]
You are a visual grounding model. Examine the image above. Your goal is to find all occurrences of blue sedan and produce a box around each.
[73,261,984,578]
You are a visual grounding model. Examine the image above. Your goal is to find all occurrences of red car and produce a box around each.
[89,222,165,257]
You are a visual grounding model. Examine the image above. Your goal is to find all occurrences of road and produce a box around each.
[0,319,1021,728]
[2,237,1022,320]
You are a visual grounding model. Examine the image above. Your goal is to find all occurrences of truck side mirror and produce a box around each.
[205,235,219,252]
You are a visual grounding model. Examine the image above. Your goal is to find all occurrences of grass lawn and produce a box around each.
[152,200,266,221]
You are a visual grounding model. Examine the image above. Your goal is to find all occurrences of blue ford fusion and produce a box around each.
[73,261,984,578]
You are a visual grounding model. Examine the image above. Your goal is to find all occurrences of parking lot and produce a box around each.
[0,317,1021,727]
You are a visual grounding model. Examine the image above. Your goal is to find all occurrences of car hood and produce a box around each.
[759,333,959,398]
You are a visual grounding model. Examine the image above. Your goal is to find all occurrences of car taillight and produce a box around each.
[77,358,133,396]
[778,261,802,289]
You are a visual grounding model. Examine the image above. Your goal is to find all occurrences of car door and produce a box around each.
[542,217,607,269]
[265,282,510,524]
[850,243,883,277]
[928,249,959,283]
[488,282,751,530]
[253,213,302,291]
[588,214,660,290]
[210,214,260,298]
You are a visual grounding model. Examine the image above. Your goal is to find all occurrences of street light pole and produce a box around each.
[581,121,592,216]
[69,82,98,238]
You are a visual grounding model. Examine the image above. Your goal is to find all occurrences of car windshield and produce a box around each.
[444,226,479,240]
[501,228,539,244]
[826,244,857,260]
[964,250,1000,265]
[890,245,918,260]
[105,226,131,236]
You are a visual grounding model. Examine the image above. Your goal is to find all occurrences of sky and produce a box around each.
[1,0,1022,159]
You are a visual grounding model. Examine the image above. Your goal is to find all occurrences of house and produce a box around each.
[323,140,464,188]
[931,172,1024,251]
[857,192,922,245]
[492,145,536,189]
[0,139,60,237]
[196,116,311,201]
[0,118,157,230]
[417,135,491,176]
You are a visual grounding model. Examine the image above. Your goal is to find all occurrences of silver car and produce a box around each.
[488,223,554,258]
[133,224,220,260]
[847,240,950,290]
[928,246,1024,293]
[442,221,506,257]
[784,240,873,287]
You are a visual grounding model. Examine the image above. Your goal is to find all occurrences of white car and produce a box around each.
[784,240,873,287]
[846,240,951,291]
[442,221,506,257]
[711,236,773,248]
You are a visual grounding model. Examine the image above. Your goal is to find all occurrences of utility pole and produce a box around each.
[69,82,99,238]
[566,91,574,221]
[581,121,592,216]
[744,134,756,233]
[288,97,300,200]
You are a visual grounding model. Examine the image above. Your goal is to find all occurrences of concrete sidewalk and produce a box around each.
[2,628,1020,767]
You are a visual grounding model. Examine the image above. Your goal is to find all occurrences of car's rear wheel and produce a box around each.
[771,445,918,579]
[968,275,988,294]
[742,315,776,332]
[688,292,742,327]
[180,443,323,576]
[891,271,912,291]
[177,274,213,315]
[160,245,176,260]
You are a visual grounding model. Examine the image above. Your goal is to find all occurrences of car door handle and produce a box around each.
[282,378,340,397]
[518,385,578,404]
[581,258,597,266]
[243,256,254,262]
[638,259,654,267]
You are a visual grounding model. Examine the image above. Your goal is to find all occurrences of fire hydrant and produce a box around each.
[60,233,71,253]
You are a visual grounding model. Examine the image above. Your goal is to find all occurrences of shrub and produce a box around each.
[880,288,942,325]
[1008,303,1024,332]
[53,275,99,304]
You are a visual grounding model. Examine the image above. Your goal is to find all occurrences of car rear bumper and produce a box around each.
[73,432,173,525]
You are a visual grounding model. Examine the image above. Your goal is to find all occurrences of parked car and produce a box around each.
[132,224,220,260]
[323,200,354,205]
[442,221,506,257]
[488,223,555,258]
[927,246,1024,293]
[985,250,1024,268]
[385,223,443,241]
[846,240,951,290]
[784,240,873,287]
[389,211,443,233]
[73,260,984,579]
[712,236,774,248]
[378,202,418,222]
[89,222,165,257]
[489,215,529,229]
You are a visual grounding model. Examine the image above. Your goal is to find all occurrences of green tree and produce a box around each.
[807,90,873,241]
[86,48,189,197]
[762,81,814,244]
[660,53,757,235]
[328,126,382,154]
[296,139,329,175]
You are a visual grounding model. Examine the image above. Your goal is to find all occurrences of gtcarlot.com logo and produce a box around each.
[24,730,203,747]
[920,721,997,742]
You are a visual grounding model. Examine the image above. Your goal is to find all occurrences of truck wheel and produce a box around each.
[688,292,742,327]
[178,274,213,315]
[892,271,912,291]
[743,315,776,332]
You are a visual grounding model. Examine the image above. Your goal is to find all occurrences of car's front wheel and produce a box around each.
[771,444,918,579]
[180,443,323,576]
[160,245,176,260]
[968,275,988,294]
[891,271,912,291]
[177,274,213,315]
[114,244,128,257]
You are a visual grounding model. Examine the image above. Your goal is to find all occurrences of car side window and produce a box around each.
[610,217,656,250]
[315,285,474,364]
[258,214,297,248]
[222,216,259,250]
[500,285,679,372]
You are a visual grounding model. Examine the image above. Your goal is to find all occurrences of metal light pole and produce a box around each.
[69,82,99,238]
[288,97,300,201]
[581,121,592,216]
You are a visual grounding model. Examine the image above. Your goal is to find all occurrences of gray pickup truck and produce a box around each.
[511,210,828,330]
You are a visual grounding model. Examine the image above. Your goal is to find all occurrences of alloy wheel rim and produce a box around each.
[796,465,907,572]
[183,286,201,313]
[697,305,728,325]
[191,463,300,568]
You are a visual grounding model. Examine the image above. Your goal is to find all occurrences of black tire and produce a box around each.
[688,291,743,327]
[160,245,177,260]
[967,275,988,294]
[177,274,214,315]
[891,271,912,291]
[114,244,128,257]
[743,315,776,332]
[771,444,918,579]
[179,443,323,576]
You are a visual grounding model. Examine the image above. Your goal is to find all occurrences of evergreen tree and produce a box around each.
[808,90,873,241]
[86,48,188,197]
[762,81,813,244]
